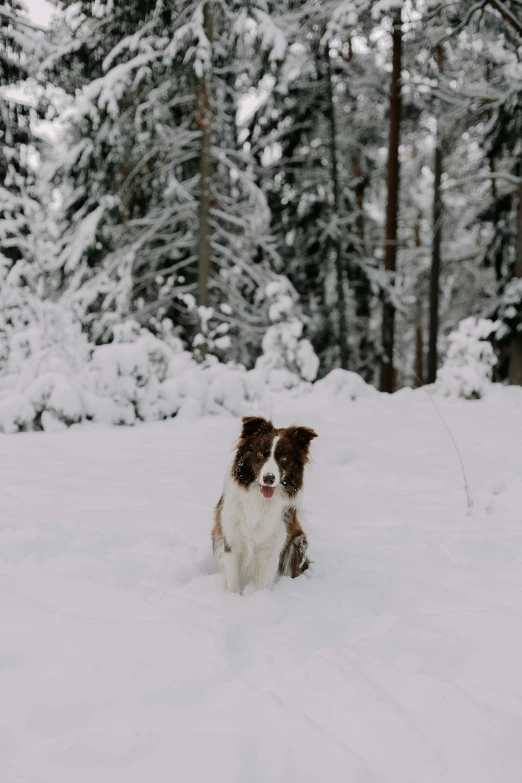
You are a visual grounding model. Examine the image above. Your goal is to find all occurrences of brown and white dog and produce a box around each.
[212,416,317,593]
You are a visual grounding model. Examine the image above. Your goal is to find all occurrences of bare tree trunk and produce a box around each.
[380,9,402,393]
[415,298,424,387]
[427,63,443,384]
[414,212,424,387]
[427,47,444,384]
[509,172,522,384]
[345,37,371,377]
[325,44,349,369]
[427,45,444,384]
[196,2,213,308]
[354,159,366,250]
[353,158,372,378]
[485,61,498,219]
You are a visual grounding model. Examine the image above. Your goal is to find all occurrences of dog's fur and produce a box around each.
[212,416,317,593]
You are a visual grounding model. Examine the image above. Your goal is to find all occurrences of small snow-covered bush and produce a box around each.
[0,270,324,433]
[254,278,319,390]
[162,355,264,420]
[85,321,179,423]
[0,303,265,432]
[436,317,498,400]
[85,321,262,423]
[0,275,93,431]
[312,368,377,403]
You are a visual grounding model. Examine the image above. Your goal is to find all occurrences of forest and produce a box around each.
[3,4,522,777]
[2,0,522,428]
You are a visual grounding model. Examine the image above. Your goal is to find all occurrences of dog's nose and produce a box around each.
[263,473,275,486]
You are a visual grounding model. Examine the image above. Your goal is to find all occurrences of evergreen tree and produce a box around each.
[44,1,286,366]
[0,1,42,269]
[2,0,521,392]
[247,0,384,379]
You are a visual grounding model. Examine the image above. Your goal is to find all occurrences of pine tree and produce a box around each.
[445,0,522,384]
[3,0,516,392]
[247,0,384,379]
[0,1,42,269]
[44,1,285,365]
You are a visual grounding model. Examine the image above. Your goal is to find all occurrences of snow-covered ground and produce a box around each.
[2,385,522,782]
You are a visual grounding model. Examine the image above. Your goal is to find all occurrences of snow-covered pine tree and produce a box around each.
[428,0,522,385]
[1,0,513,395]
[0,1,43,270]
[472,2,522,384]
[42,0,190,343]
[42,1,289,368]
[167,0,287,364]
[246,0,385,381]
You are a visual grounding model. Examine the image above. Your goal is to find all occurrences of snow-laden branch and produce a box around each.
[0,4,47,32]
[443,171,521,191]
[433,2,487,46]
[486,0,522,36]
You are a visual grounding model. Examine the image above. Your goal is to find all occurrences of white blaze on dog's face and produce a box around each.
[259,435,280,499]
[232,417,317,501]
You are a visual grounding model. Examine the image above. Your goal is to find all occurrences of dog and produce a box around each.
[212,416,317,593]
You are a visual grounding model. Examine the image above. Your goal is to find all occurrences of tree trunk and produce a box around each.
[427,45,444,385]
[415,298,424,387]
[414,212,424,387]
[353,158,372,379]
[509,172,522,384]
[354,159,366,252]
[347,38,371,378]
[486,62,498,203]
[380,9,402,393]
[196,2,213,308]
[325,44,349,370]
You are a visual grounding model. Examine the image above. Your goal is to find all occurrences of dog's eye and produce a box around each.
[280,456,287,463]
[257,451,263,458]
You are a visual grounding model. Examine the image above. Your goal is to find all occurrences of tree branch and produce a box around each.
[443,171,521,191]
[486,0,522,35]
[433,2,487,46]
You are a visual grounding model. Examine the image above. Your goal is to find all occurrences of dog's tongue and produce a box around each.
[260,486,275,499]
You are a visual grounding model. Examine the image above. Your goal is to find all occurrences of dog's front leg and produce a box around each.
[224,550,242,593]
[255,547,280,591]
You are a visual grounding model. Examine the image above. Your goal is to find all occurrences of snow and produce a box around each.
[311,367,378,402]
[21,0,55,28]
[0,305,267,430]
[2,385,522,782]
[371,0,404,19]
[252,9,287,62]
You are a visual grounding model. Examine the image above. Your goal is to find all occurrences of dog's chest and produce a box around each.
[222,481,286,550]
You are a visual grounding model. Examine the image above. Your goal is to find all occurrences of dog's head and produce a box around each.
[232,416,317,500]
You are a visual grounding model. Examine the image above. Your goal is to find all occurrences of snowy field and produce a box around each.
[2,386,522,783]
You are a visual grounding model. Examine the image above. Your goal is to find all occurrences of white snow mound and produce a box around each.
[2,386,522,782]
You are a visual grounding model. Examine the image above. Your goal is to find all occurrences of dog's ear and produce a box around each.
[241,416,272,439]
[288,426,318,449]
